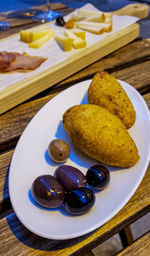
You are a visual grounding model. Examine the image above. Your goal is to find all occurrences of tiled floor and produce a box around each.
[92,212,150,255]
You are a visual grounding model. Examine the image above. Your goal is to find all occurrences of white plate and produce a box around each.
[9,79,150,240]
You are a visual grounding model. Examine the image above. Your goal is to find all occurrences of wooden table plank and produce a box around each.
[116,231,150,256]
[0,163,150,256]
[0,3,70,28]
[112,60,150,92]
[0,39,150,152]
[0,93,58,153]
[0,150,14,204]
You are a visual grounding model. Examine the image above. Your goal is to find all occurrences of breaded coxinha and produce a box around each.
[88,71,136,129]
[63,104,139,168]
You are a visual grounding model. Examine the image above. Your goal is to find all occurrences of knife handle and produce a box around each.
[0,21,10,31]
[112,3,149,19]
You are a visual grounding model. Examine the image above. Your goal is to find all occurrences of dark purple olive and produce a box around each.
[64,187,95,215]
[86,165,110,190]
[55,165,86,191]
[31,175,65,208]
[56,16,66,26]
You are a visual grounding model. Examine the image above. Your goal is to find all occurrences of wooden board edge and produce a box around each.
[0,23,139,115]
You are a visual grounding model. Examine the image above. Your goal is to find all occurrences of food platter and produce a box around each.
[0,3,140,114]
[9,79,150,240]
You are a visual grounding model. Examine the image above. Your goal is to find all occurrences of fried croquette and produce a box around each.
[63,104,139,168]
[88,71,136,129]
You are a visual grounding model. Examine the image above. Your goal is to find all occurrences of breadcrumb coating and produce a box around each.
[63,104,139,167]
[88,71,136,129]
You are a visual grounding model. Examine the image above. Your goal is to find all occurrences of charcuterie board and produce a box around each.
[0,3,148,114]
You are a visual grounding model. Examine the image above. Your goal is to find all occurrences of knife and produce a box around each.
[0,21,10,31]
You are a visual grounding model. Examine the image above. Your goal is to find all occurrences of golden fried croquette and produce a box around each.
[88,71,136,129]
[63,104,139,168]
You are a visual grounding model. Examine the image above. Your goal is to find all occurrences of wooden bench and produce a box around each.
[116,231,150,256]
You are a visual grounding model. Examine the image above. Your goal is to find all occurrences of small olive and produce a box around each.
[86,165,110,190]
[64,187,95,215]
[55,165,86,191]
[31,175,65,208]
[48,139,70,163]
[56,16,66,26]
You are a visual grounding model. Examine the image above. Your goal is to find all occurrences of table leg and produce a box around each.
[119,226,134,247]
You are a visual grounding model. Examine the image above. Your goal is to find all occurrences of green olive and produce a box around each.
[48,139,70,163]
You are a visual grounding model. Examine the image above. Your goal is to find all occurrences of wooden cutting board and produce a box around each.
[0,3,149,115]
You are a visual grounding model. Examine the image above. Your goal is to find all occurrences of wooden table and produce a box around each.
[0,3,150,256]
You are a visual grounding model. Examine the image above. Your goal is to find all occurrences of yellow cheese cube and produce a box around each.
[29,30,54,48]
[78,9,103,18]
[20,30,32,43]
[71,13,84,21]
[55,36,73,51]
[72,38,86,49]
[65,30,86,49]
[30,30,54,42]
[20,28,54,43]
[72,30,86,40]
[85,14,105,23]
[76,24,104,34]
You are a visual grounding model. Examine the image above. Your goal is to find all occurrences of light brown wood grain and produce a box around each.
[116,231,150,256]
[0,163,149,256]
[112,3,149,19]
[0,93,58,152]
[143,92,150,106]
[112,60,150,92]
[0,150,14,205]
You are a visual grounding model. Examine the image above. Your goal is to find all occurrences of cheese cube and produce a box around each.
[85,14,105,23]
[65,30,86,49]
[30,29,54,42]
[76,21,112,32]
[104,13,112,24]
[76,24,104,34]
[71,13,84,21]
[20,28,54,43]
[29,30,54,48]
[55,36,73,51]
[20,30,32,43]
[78,9,103,18]
[72,30,86,40]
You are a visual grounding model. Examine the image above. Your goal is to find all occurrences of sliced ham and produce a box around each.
[0,51,16,71]
[0,51,47,72]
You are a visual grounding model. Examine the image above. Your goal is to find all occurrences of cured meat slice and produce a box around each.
[0,51,16,71]
[0,51,47,72]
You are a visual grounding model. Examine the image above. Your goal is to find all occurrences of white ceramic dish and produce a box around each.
[9,79,150,240]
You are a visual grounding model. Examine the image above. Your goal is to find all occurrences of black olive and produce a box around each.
[55,165,86,191]
[86,165,110,190]
[56,16,66,26]
[64,187,95,215]
[31,175,65,208]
